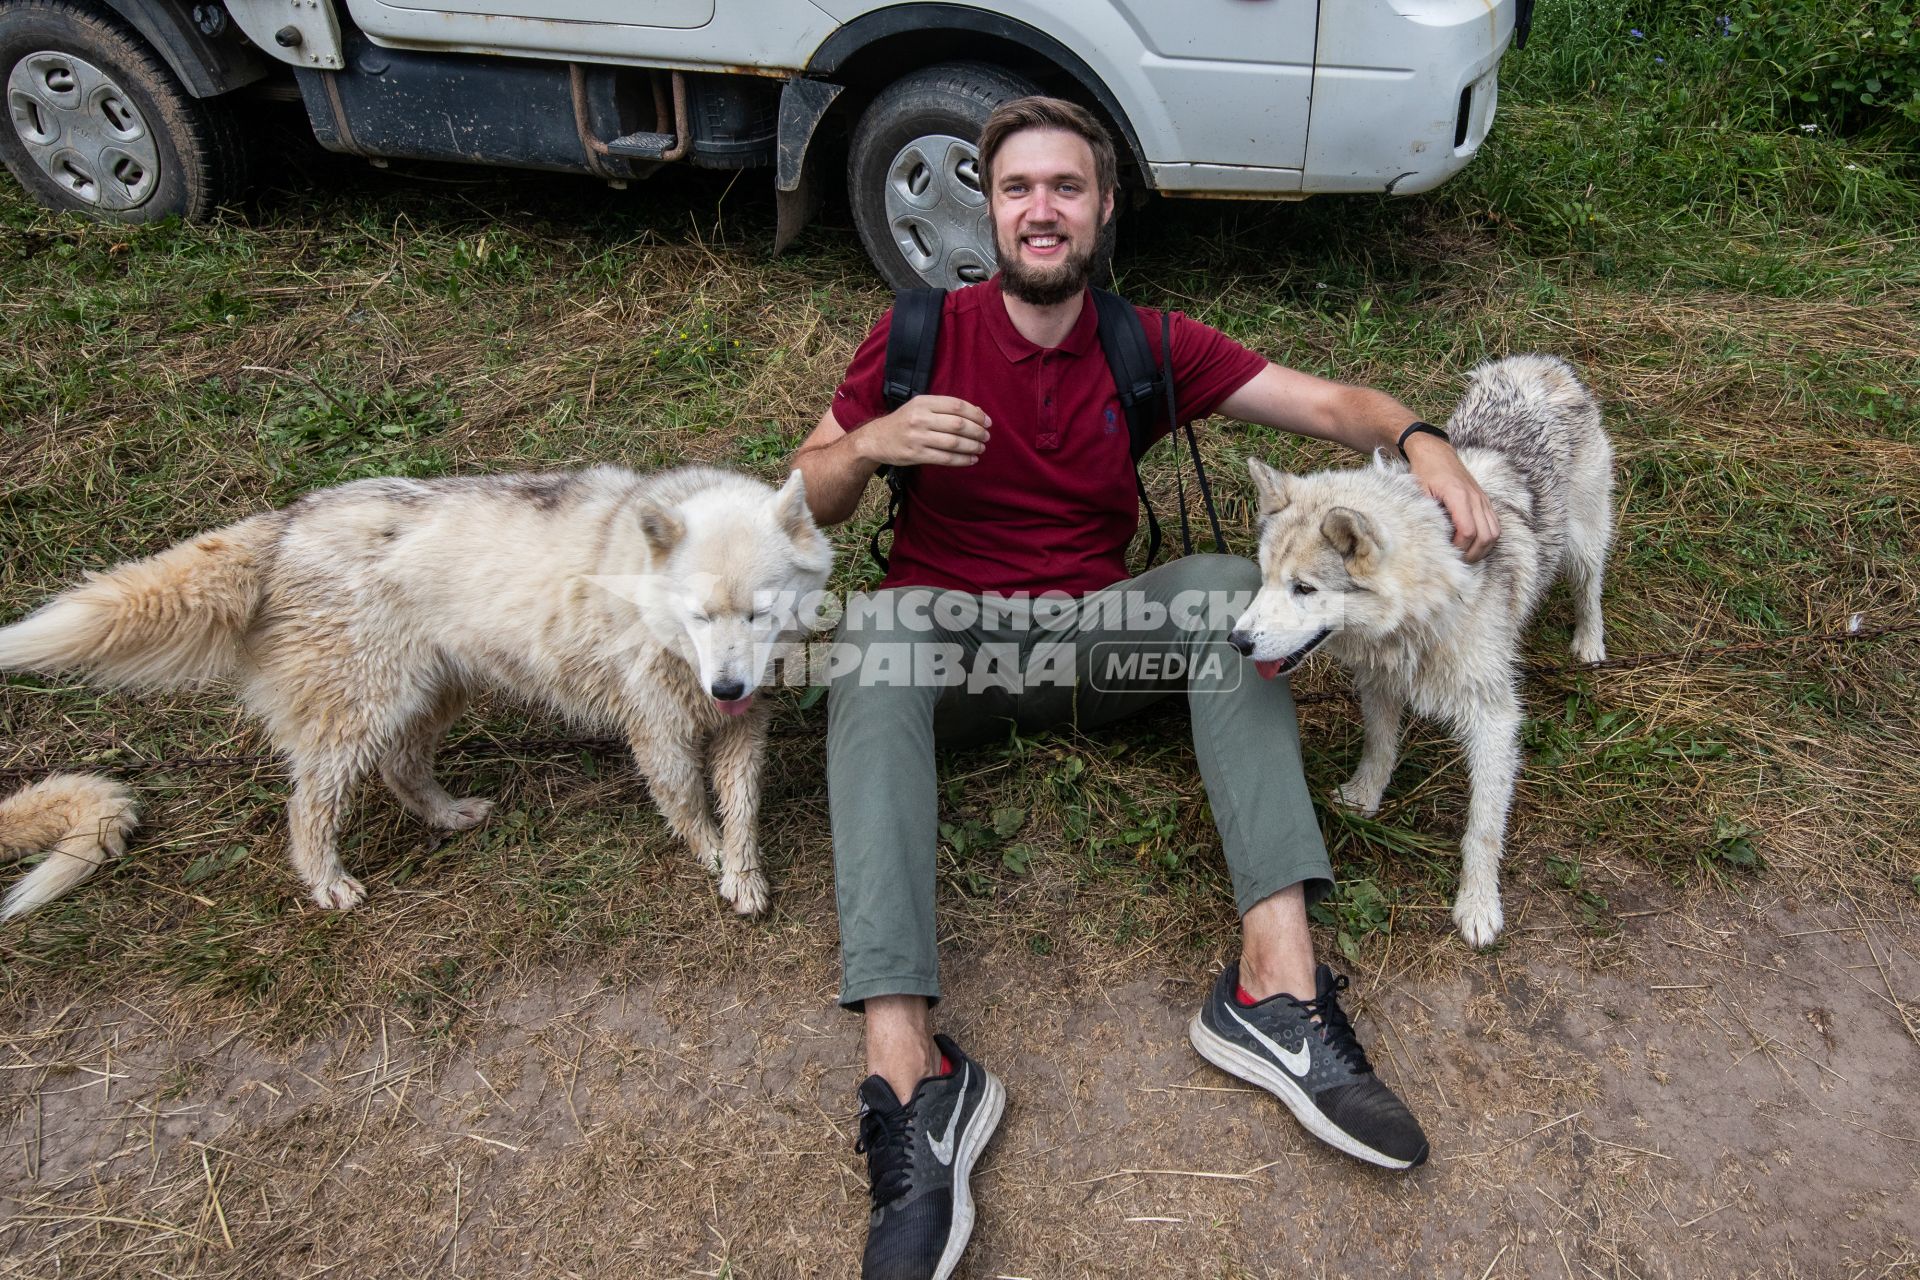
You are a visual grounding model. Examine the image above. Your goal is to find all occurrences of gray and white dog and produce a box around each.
[1231,354,1613,947]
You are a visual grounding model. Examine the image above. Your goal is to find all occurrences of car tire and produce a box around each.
[848,60,1041,291]
[0,0,246,222]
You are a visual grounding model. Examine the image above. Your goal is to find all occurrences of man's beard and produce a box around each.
[997,223,1103,306]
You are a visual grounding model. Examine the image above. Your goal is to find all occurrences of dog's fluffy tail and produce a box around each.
[0,514,281,689]
[0,774,139,920]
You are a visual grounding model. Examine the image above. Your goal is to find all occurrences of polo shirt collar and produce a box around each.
[982,275,1100,364]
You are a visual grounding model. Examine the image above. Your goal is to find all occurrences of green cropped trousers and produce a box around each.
[825,554,1333,1008]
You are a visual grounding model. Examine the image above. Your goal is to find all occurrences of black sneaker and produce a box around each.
[1189,962,1428,1169]
[855,1034,1006,1280]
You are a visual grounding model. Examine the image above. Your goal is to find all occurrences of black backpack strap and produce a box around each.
[1093,290,1229,565]
[1133,469,1163,570]
[1091,288,1160,456]
[882,288,944,411]
[867,466,912,574]
[869,288,945,572]
[1165,310,1227,556]
[1091,288,1172,568]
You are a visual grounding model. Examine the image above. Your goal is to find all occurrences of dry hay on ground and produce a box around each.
[2,197,1918,1275]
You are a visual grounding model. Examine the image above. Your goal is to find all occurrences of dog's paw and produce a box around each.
[311,875,367,911]
[1452,888,1505,949]
[1333,779,1384,816]
[432,797,495,831]
[1571,631,1607,664]
[719,869,769,916]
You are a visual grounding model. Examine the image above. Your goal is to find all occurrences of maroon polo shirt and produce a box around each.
[832,277,1266,597]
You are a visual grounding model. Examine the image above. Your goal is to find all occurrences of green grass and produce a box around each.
[1,10,1917,1036]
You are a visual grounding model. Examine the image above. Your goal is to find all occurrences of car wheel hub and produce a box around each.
[882,133,994,289]
[7,51,160,211]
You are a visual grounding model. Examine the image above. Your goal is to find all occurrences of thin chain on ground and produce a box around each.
[0,620,1914,783]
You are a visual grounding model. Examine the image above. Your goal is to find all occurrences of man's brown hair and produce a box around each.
[977,96,1119,200]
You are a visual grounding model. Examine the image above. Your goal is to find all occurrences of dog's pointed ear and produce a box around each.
[1248,458,1294,516]
[639,504,684,560]
[773,470,816,542]
[1322,506,1386,568]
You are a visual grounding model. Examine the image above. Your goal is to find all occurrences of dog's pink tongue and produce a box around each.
[1255,659,1285,681]
[716,693,756,716]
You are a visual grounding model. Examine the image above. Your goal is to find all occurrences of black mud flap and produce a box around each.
[774,76,843,254]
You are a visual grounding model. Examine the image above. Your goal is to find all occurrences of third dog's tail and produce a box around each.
[0,774,139,919]
[0,514,281,689]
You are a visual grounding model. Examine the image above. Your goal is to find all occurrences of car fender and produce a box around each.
[803,3,1149,186]
[100,0,271,97]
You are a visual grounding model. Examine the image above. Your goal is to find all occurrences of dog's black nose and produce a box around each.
[1227,629,1255,656]
[711,678,746,702]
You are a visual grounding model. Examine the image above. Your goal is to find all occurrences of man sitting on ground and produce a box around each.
[792,97,1499,1280]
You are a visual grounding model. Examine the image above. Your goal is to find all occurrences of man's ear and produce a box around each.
[1248,458,1294,516]
[773,470,815,543]
[639,505,683,560]
[1100,187,1115,228]
[1322,506,1386,570]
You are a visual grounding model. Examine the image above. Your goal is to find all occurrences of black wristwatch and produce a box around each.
[1396,420,1450,458]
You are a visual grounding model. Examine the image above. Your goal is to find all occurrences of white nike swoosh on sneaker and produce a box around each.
[927,1064,969,1165]
[1225,1003,1313,1077]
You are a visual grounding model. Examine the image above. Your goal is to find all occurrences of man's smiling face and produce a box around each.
[988,126,1114,306]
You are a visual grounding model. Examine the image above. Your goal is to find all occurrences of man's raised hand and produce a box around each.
[858,396,992,468]
[1403,432,1501,562]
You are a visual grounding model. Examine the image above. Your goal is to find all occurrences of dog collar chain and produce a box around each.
[1396,420,1450,458]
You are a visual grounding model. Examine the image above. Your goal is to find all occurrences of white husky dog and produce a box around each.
[1230,354,1612,947]
[0,466,832,916]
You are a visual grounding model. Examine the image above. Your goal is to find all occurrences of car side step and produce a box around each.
[591,72,689,164]
[605,130,678,159]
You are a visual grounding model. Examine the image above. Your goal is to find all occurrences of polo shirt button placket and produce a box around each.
[1037,355,1060,452]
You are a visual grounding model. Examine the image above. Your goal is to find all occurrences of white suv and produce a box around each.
[0,0,1522,286]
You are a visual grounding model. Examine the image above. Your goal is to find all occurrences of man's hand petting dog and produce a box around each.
[1403,430,1501,562]
[856,395,992,468]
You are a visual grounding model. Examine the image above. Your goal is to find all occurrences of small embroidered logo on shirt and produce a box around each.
[1104,406,1118,434]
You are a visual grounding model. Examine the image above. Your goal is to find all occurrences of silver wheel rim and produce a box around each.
[7,50,161,211]
[882,133,996,289]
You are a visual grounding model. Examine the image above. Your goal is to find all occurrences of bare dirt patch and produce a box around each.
[2,884,1913,1278]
